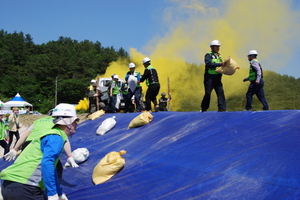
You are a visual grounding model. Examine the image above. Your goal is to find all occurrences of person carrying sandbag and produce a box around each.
[200,40,226,113]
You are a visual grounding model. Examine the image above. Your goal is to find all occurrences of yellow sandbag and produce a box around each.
[127,111,153,129]
[215,57,240,75]
[88,109,105,120]
[92,150,126,185]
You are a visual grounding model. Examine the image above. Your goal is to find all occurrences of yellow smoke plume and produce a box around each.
[99,0,300,111]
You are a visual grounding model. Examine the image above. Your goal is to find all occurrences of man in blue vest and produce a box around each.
[140,57,160,111]
[200,40,226,112]
[1,103,79,200]
[243,50,269,111]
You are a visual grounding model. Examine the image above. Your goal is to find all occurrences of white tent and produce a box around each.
[2,93,33,114]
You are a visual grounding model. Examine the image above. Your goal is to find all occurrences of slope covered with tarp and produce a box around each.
[1,110,300,199]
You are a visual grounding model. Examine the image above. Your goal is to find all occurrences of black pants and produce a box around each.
[201,77,226,111]
[0,140,9,157]
[145,83,160,111]
[8,131,20,149]
[1,180,45,200]
[125,87,141,112]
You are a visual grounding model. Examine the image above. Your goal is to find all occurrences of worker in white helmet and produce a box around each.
[243,50,269,111]
[124,62,142,112]
[110,74,120,113]
[140,57,160,111]
[86,79,100,114]
[1,103,79,200]
[200,40,226,112]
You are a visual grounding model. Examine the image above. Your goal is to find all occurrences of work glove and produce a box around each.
[59,193,68,200]
[64,156,79,168]
[48,194,59,200]
[4,149,17,161]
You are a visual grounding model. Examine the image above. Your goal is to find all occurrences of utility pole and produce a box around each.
[167,77,171,111]
[55,76,58,106]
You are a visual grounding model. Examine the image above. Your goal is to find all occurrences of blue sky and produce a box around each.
[1,0,300,78]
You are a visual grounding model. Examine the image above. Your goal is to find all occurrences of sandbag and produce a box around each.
[88,109,105,120]
[64,147,89,167]
[92,150,126,185]
[128,111,153,129]
[96,116,116,135]
[128,75,137,92]
[215,57,240,75]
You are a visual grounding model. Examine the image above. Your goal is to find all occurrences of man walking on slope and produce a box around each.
[200,40,226,112]
[140,57,160,111]
[243,50,269,111]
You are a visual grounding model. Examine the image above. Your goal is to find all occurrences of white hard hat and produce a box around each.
[91,79,96,83]
[54,116,79,125]
[248,50,258,56]
[113,74,119,79]
[52,103,77,117]
[210,40,221,46]
[129,62,135,68]
[142,57,151,64]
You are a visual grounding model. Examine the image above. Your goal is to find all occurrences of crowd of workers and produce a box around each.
[86,56,171,114]
[86,39,268,114]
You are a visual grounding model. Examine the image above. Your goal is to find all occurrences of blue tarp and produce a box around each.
[1,110,300,199]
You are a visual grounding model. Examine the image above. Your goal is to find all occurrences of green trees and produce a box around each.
[0,30,129,113]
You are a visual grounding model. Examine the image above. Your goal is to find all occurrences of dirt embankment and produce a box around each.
[19,114,88,128]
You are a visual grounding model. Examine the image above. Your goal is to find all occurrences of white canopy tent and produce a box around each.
[2,93,33,114]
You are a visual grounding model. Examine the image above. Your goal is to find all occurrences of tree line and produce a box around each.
[0,30,129,113]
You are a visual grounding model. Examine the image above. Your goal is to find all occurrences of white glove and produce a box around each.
[65,156,79,168]
[4,149,17,161]
[59,193,68,200]
[48,194,59,200]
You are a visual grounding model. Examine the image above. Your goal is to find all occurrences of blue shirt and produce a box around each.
[41,134,65,196]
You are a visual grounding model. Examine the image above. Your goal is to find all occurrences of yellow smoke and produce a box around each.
[100,0,300,111]
[75,97,89,111]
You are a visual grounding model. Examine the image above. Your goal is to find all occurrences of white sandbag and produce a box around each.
[128,75,137,92]
[64,147,89,167]
[114,93,123,110]
[96,116,116,135]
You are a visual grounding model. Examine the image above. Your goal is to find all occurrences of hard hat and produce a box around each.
[210,40,221,46]
[113,74,119,79]
[142,57,151,64]
[52,103,77,117]
[53,116,79,125]
[248,50,258,56]
[161,92,166,96]
[111,74,116,78]
[91,79,96,83]
[129,62,135,68]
